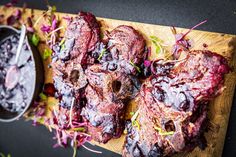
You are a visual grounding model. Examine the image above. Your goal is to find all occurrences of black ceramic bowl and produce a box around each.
[0,25,44,122]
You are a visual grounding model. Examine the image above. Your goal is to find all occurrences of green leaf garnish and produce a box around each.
[43,48,52,60]
[31,34,40,46]
[154,126,174,136]
[132,120,140,130]
[61,44,65,50]
[150,35,164,54]
[59,38,65,46]
[39,92,47,101]
[130,112,135,116]
[7,154,11,157]
[37,117,45,124]
[129,61,141,73]
[72,127,85,132]
[98,48,106,61]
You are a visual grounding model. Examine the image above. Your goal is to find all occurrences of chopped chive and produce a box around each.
[154,126,174,136]
[159,131,174,136]
[72,127,85,132]
[59,38,65,46]
[129,61,141,73]
[98,48,106,61]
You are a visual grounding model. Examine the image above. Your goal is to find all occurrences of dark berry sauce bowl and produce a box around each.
[0,25,44,122]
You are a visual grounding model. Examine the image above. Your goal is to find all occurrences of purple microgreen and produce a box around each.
[27,27,34,33]
[41,24,51,33]
[177,19,207,42]
[51,17,57,30]
[144,60,151,67]
[14,9,22,20]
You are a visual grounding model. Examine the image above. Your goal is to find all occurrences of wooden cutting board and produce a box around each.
[1,6,236,157]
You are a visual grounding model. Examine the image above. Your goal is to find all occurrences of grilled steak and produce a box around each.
[94,25,146,75]
[123,50,230,157]
[81,64,140,143]
[80,25,145,143]
[52,12,100,109]
[53,12,100,63]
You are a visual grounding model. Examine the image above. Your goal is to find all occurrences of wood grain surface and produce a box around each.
[1,6,236,157]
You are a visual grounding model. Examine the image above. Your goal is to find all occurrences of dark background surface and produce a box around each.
[0,0,236,157]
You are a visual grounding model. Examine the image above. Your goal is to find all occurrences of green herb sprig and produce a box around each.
[98,48,106,61]
[150,35,165,54]
[154,126,174,136]
[129,61,141,73]
[31,34,40,46]
[42,48,52,60]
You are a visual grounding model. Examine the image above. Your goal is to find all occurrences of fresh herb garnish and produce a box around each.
[98,48,106,61]
[132,120,140,130]
[154,126,174,136]
[131,110,140,129]
[72,127,85,132]
[129,61,141,73]
[72,141,77,157]
[150,35,164,54]
[43,48,52,60]
[130,112,135,116]
[31,33,40,46]
[59,38,65,46]
[39,92,47,101]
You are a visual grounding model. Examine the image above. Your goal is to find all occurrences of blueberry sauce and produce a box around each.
[0,34,35,113]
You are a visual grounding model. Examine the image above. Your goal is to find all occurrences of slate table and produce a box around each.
[0,0,236,157]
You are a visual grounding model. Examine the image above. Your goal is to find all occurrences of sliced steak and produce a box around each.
[53,12,100,63]
[81,64,140,143]
[94,25,146,75]
[52,12,100,109]
[123,50,230,157]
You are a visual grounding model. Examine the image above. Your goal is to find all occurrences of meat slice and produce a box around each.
[52,12,100,109]
[94,25,146,75]
[53,12,100,63]
[123,50,230,157]
[81,64,140,143]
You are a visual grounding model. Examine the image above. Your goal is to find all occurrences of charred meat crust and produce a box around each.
[81,64,140,143]
[123,50,230,157]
